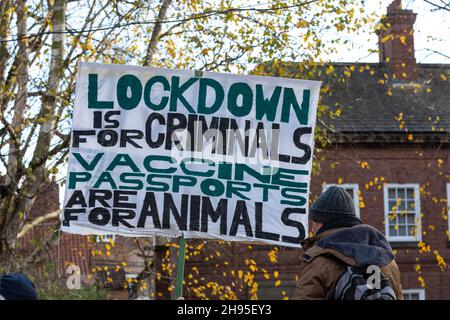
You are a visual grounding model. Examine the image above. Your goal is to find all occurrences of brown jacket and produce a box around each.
[292,226,403,300]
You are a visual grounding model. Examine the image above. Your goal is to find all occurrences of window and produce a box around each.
[95,265,126,289]
[323,183,360,218]
[403,289,425,300]
[126,273,140,298]
[384,184,421,241]
[126,273,139,290]
[95,234,116,243]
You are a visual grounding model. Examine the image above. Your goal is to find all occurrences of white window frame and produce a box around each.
[126,273,139,290]
[402,289,425,300]
[95,234,116,243]
[383,184,421,242]
[126,273,138,281]
[323,183,360,218]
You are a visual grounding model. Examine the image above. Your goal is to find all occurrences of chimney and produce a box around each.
[377,0,417,81]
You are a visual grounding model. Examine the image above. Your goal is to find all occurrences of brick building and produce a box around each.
[158,0,450,300]
[309,0,450,299]
[16,180,152,299]
[28,0,448,300]
[15,179,90,283]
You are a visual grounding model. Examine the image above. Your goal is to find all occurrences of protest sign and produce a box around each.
[62,62,321,248]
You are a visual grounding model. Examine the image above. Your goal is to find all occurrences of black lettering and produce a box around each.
[62,209,85,226]
[165,112,187,150]
[255,202,280,241]
[189,195,201,231]
[138,192,161,228]
[145,113,165,148]
[113,190,137,209]
[93,111,102,128]
[104,111,121,128]
[112,208,135,228]
[97,129,118,147]
[65,190,87,208]
[120,130,143,148]
[230,200,253,237]
[72,130,95,147]
[88,207,111,226]
[292,127,312,164]
[281,208,306,244]
[162,193,188,230]
[201,197,228,235]
[88,189,112,207]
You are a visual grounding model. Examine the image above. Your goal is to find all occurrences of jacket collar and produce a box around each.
[300,227,346,250]
[301,227,358,266]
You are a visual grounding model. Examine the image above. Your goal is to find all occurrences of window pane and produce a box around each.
[410,293,419,300]
[407,225,416,236]
[407,200,415,211]
[407,214,416,225]
[398,215,406,224]
[397,198,406,211]
[398,188,405,199]
[403,292,420,300]
[344,188,354,199]
[398,225,407,236]
[389,226,397,236]
[407,188,414,200]
[388,188,396,199]
[389,200,397,212]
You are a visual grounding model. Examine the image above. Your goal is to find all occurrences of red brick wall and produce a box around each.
[314,143,450,299]
[17,181,91,278]
[169,142,450,300]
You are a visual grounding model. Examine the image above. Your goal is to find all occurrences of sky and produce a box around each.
[326,0,450,64]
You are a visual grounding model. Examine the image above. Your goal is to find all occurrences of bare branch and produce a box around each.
[17,209,60,239]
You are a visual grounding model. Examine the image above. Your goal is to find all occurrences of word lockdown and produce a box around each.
[88,73,312,125]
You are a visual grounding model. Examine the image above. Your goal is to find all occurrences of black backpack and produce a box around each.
[328,265,396,300]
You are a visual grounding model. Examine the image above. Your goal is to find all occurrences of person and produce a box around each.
[0,272,38,300]
[292,186,402,300]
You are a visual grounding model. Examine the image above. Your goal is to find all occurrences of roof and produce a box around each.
[260,62,450,137]
[316,63,450,135]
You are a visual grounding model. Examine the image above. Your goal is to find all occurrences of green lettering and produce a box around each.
[281,88,310,124]
[255,85,281,121]
[88,74,113,109]
[144,76,170,111]
[227,82,253,117]
[170,76,198,113]
[73,153,104,171]
[198,78,224,115]
[68,172,91,189]
[106,154,140,172]
[93,172,117,189]
[117,74,142,110]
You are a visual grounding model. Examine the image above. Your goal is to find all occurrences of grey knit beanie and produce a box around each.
[309,186,356,224]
